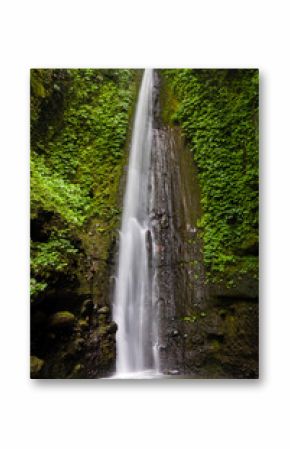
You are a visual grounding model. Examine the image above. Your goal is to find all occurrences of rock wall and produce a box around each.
[30,202,120,379]
[151,71,259,378]
[30,69,139,379]
[31,291,117,379]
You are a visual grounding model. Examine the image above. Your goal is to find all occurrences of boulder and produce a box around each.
[48,311,75,329]
[98,306,110,315]
[107,321,118,334]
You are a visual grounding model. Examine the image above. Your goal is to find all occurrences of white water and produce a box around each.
[113,69,159,378]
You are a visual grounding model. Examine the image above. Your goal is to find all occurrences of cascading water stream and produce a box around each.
[113,69,160,378]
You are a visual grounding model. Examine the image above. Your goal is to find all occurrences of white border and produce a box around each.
[1,1,289,448]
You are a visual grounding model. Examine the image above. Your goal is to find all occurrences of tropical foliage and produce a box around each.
[30,69,136,298]
[162,69,259,283]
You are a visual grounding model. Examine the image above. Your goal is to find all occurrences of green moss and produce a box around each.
[30,69,138,298]
[48,311,75,328]
[159,73,179,125]
[161,69,259,284]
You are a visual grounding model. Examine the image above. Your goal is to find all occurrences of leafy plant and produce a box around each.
[30,69,137,298]
[162,69,259,283]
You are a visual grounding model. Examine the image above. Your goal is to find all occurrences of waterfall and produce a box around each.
[113,69,159,378]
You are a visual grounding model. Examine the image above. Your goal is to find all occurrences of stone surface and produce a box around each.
[48,311,75,329]
[98,306,110,315]
[150,70,259,379]
[107,321,118,334]
[31,293,117,379]
[80,299,94,317]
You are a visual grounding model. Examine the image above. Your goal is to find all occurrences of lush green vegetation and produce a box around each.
[162,69,259,284]
[31,69,137,298]
[31,68,259,296]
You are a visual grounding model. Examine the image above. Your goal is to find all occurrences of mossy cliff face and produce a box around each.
[30,69,139,378]
[181,299,258,378]
[161,69,259,286]
[152,70,258,378]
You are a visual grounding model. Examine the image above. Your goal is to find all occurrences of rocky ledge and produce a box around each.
[31,296,117,379]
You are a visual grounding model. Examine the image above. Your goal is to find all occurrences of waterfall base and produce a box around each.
[109,369,163,380]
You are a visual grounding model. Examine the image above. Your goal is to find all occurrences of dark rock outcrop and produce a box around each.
[30,296,117,379]
[150,71,259,379]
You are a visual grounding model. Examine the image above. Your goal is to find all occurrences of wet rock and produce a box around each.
[98,306,110,315]
[87,330,99,349]
[80,299,94,317]
[48,311,75,329]
[30,356,44,378]
[159,345,167,351]
[186,224,197,236]
[107,321,118,334]
[160,215,169,229]
[170,329,179,337]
